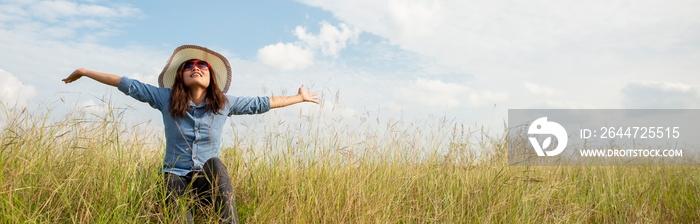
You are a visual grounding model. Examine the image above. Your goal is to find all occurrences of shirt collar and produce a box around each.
[189,99,208,108]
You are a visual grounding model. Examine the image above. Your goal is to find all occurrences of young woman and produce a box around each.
[62,45,319,223]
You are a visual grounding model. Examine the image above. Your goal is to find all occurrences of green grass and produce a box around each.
[1,101,699,223]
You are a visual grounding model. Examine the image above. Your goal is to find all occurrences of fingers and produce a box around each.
[63,69,84,84]
[307,92,320,104]
[62,74,77,83]
[62,76,76,84]
[298,84,320,104]
[306,98,320,104]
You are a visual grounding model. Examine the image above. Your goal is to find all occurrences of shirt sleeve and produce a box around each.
[228,96,271,116]
[117,76,169,110]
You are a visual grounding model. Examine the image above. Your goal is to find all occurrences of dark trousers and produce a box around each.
[163,157,239,224]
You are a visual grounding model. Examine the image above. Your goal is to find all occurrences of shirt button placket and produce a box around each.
[193,116,199,165]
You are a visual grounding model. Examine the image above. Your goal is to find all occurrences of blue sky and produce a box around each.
[113,1,341,56]
[1,0,700,136]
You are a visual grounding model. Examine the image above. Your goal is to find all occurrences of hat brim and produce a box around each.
[158,45,232,93]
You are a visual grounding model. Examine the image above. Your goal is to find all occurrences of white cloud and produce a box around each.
[307,0,700,59]
[1,1,141,41]
[129,71,160,86]
[524,82,558,96]
[299,0,700,115]
[0,69,37,108]
[0,4,29,23]
[258,21,361,70]
[29,1,79,21]
[622,81,700,109]
[45,26,75,38]
[0,1,166,128]
[386,0,444,42]
[639,81,693,93]
[28,0,139,22]
[294,21,361,58]
[392,78,507,110]
[78,99,109,114]
[257,42,314,71]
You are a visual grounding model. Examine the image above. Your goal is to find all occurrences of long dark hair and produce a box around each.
[169,62,228,118]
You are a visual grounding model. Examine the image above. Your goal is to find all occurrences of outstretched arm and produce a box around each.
[269,85,319,108]
[62,68,121,87]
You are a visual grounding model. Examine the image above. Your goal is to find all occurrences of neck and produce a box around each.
[189,88,207,105]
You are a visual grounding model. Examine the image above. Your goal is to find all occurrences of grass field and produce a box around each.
[1,101,699,223]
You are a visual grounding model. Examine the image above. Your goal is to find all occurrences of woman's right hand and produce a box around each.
[62,68,88,84]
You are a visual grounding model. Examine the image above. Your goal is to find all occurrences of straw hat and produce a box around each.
[158,45,232,93]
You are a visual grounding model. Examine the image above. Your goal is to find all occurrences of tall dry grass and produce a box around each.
[1,99,699,223]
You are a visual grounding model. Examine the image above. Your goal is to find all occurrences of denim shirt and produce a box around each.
[117,77,270,176]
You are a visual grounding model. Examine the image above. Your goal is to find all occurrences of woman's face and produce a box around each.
[181,60,211,90]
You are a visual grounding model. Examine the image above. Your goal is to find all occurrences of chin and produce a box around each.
[184,81,210,89]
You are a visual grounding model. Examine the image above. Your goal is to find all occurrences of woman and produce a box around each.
[62,45,319,223]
